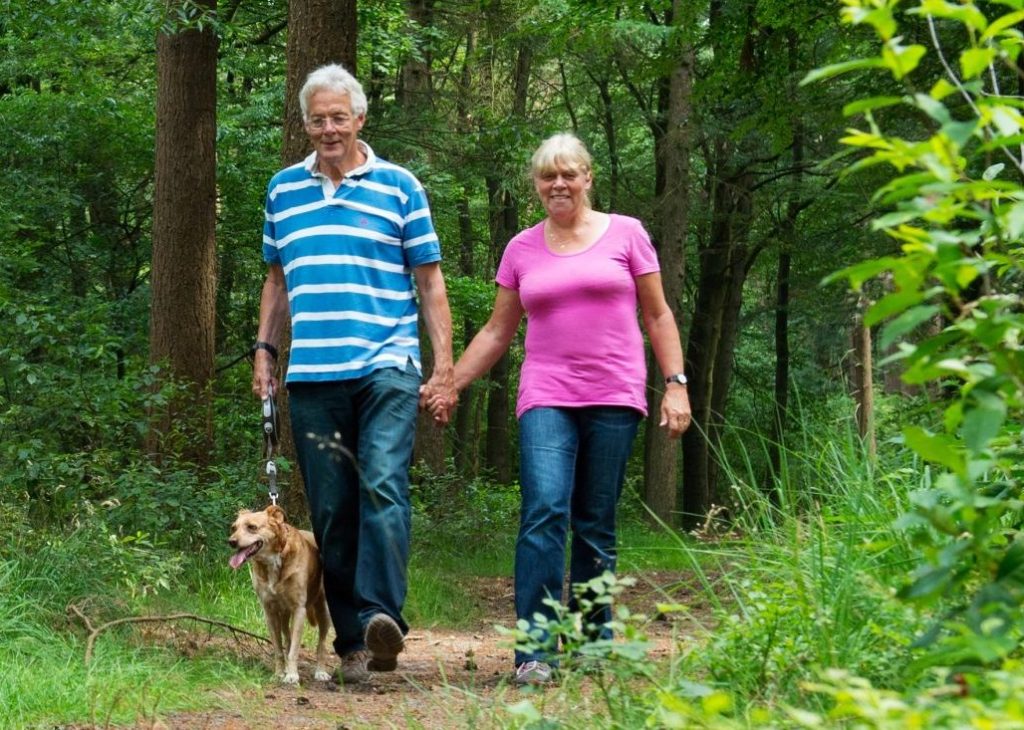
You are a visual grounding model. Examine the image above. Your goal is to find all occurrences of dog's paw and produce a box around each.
[281,670,300,685]
[313,668,332,682]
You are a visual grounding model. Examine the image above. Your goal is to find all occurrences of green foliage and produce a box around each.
[811,0,1024,676]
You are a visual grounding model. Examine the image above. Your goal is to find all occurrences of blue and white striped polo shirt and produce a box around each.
[262,142,441,383]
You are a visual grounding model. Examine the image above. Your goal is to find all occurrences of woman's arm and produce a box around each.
[637,272,692,437]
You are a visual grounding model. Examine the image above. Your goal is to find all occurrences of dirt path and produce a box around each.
[155,572,697,730]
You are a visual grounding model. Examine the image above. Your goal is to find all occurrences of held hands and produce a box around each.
[419,370,457,426]
[659,385,692,438]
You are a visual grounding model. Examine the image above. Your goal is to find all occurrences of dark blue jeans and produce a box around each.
[515,405,641,665]
[288,364,419,657]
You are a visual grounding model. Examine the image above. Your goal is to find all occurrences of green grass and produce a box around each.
[0,552,265,729]
[0,412,974,728]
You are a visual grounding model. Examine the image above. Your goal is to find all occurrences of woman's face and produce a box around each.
[534,162,592,220]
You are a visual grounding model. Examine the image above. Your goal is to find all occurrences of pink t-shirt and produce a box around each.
[495,213,660,418]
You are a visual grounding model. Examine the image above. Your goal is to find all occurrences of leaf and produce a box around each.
[981,10,1024,40]
[865,289,925,326]
[801,57,886,86]
[914,93,952,124]
[916,0,991,31]
[983,163,1006,180]
[843,95,905,116]
[822,256,900,290]
[879,305,940,349]
[1001,201,1024,239]
[989,106,1023,136]
[930,78,959,100]
[904,426,965,473]
[996,540,1024,582]
[962,390,1007,452]
[897,563,954,601]
[883,41,927,80]
[961,47,998,79]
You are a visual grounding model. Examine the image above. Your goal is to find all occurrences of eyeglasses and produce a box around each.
[306,114,354,131]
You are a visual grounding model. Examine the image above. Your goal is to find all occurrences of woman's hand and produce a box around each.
[659,385,692,438]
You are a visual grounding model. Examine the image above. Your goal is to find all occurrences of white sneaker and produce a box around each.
[515,660,553,685]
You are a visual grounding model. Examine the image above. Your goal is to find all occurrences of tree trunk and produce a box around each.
[281,0,357,166]
[274,0,358,522]
[768,33,804,493]
[483,177,517,485]
[852,299,876,459]
[397,0,435,109]
[453,188,480,476]
[480,38,531,485]
[681,155,755,524]
[643,29,694,526]
[148,0,218,465]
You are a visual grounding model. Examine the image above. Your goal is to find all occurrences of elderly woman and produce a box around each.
[432,133,691,684]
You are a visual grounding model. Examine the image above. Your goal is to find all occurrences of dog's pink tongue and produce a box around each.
[229,550,248,570]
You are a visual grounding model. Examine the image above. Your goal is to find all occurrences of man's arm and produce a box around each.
[413,261,456,424]
[252,263,289,400]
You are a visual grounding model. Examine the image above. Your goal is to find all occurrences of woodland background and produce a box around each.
[4,0,1024,727]
[0,0,880,523]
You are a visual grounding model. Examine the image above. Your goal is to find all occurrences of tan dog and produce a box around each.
[228,505,332,684]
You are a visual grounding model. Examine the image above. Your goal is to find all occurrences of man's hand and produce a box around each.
[252,348,278,400]
[419,368,457,426]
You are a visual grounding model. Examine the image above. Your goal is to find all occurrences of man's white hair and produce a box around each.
[299,63,368,119]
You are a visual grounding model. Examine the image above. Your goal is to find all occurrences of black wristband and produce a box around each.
[253,341,279,360]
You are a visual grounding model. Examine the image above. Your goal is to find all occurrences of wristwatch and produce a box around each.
[665,373,688,386]
[253,341,279,360]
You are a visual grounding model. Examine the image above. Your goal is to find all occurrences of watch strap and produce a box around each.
[253,341,279,360]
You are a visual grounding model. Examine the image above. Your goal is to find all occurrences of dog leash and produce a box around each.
[262,385,280,506]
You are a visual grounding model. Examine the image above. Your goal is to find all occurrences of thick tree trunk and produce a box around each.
[643,33,694,526]
[281,0,357,166]
[148,0,218,465]
[274,0,358,521]
[681,157,754,524]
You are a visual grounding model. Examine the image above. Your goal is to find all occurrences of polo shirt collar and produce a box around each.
[303,140,376,180]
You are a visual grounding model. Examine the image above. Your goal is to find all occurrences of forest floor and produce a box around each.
[117,570,702,730]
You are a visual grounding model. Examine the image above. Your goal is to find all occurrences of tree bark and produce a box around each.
[852,298,876,459]
[767,32,805,493]
[281,0,357,167]
[643,24,694,526]
[148,0,218,465]
[274,0,358,521]
[483,177,517,485]
[681,154,755,524]
[480,37,531,485]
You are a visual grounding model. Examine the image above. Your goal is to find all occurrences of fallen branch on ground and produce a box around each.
[67,603,268,665]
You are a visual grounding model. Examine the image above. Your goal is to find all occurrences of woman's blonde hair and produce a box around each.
[530,133,593,179]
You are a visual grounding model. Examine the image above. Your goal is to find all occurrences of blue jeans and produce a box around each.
[288,364,419,657]
[515,405,641,665]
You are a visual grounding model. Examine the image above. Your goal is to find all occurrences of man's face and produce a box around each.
[305,89,365,169]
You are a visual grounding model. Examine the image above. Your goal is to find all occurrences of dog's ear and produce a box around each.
[266,504,286,524]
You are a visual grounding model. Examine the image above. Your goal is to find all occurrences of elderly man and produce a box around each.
[252,63,455,684]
